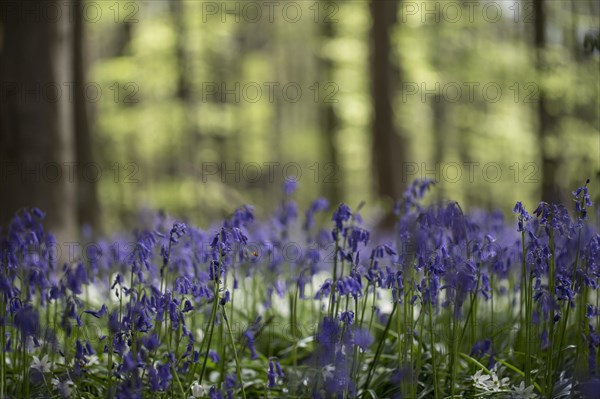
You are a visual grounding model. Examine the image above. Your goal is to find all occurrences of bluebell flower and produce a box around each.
[156,362,172,390]
[339,311,354,325]
[332,204,352,230]
[304,198,329,231]
[276,201,298,228]
[513,201,531,232]
[275,359,284,377]
[221,205,255,230]
[244,330,258,360]
[142,333,160,351]
[219,290,231,306]
[14,305,39,337]
[207,349,220,364]
[182,299,194,313]
[108,311,122,334]
[470,339,491,358]
[573,179,592,219]
[224,373,236,390]
[589,330,600,374]
[348,227,370,253]
[353,328,373,350]
[336,276,357,298]
[147,367,161,391]
[315,279,332,299]
[317,317,340,364]
[395,179,435,215]
[84,304,107,319]
[370,243,397,260]
[209,386,224,399]
[283,178,298,196]
[267,359,277,388]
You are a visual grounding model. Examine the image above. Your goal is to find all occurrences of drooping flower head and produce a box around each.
[573,178,592,223]
[332,204,352,230]
[513,201,531,232]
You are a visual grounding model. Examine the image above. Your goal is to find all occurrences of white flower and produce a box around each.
[490,372,510,389]
[31,354,52,373]
[190,381,205,398]
[512,381,537,399]
[472,370,493,392]
[51,378,74,398]
[85,355,99,367]
[322,364,335,380]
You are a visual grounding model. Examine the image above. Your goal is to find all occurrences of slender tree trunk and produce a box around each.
[0,1,77,241]
[320,6,341,204]
[74,0,101,232]
[370,0,405,210]
[534,0,560,203]
[432,95,445,201]
[172,0,202,180]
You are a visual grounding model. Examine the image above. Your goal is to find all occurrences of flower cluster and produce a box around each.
[0,179,597,398]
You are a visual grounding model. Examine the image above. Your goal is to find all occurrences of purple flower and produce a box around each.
[348,227,370,253]
[14,305,39,337]
[315,279,332,299]
[304,198,329,231]
[209,386,224,399]
[573,178,592,222]
[353,328,373,350]
[332,204,352,230]
[339,311,354,325]
[84,304,107,319]
[470,339,491,358]
[170,222,187,244]
[267,360,277,388]
[219,290,231,306]
[317,317,340,364]
[244,330,258,360]
[283,178,298,196]
[370,244,396,260]
[208,349,220,363]
[142,333,160,351]
[336,276,362,299]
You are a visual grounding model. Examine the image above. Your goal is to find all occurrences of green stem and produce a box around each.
[364,302,397,389]
[328,235,339,318]
[107,330,114,399]
[521,230,532,388]
[198,280,220,385]
[557,229,582,373]
[427,274,440,399]
[546,226,555,398]
[222,305,247,399]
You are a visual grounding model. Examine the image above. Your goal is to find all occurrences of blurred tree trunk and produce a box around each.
[430,10,446,203]
[432,95,445,201]
[320,6,341,205]
[172,0,201,178]
[0,1,77,240]
[534,0,560,203]
[113,17,133,57]
[369,0,405,218]
[74,0,101,232]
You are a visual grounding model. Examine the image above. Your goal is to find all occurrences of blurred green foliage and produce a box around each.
[85,0,599,230]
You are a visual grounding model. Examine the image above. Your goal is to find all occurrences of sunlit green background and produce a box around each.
[84,0,599,229]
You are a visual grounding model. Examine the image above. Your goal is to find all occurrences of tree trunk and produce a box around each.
[320,5,341,205]
[0,1,77,241]
[172,0,202,179]
[369,0,405,211]
[534,0,560,203]
[74,0,101,232]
